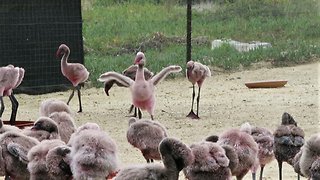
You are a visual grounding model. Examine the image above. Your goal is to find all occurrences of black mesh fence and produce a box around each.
[0,0,84,95]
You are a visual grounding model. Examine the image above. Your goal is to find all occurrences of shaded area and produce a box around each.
[0,0,84,94]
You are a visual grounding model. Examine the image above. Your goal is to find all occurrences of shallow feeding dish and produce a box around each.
[245,80,287,89]
[3,120,34,129]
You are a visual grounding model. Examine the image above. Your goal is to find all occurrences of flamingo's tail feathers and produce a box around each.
[204,65,211,77]
[152,65,182,86]
[98,72,133,87]
[15,67,25,88]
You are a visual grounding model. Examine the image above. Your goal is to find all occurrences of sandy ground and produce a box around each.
[1,61,319,179]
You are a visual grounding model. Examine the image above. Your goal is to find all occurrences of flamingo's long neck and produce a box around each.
[0,118,3,128]
[160,144,180,179]
[135,64,145,81]
[61,49,70,68]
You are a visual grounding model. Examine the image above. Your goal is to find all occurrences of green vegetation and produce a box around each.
[82,0,320,87]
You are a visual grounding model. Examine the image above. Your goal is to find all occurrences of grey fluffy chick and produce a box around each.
[70,127,119,179]
[46,145,72,180]
[183,140,238,180]
[242,122,275,180]
[218,127,259,180]
[0,120,21,134]
[49,111,76,143]
[39,99,72,117]
[114,137,194,180]
[0,131,39,179]
[27,139,65,180]
[299,133,320,178]
[273,112,305,180]
[67,122,100,146]
[126,117,168,163]
[22,116,60,141]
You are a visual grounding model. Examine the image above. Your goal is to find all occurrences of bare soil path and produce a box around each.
[2,62,319,179]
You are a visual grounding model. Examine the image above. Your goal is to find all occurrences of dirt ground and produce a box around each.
[1,61,319,179]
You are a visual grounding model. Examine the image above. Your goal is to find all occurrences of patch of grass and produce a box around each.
[82,0,320,87]
[82,3,186,55]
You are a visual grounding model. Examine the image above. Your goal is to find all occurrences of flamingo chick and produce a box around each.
[0,65,25,124]
[241,122,275,180]
[69,126,119,179]
[298,133,320,179]
[273,112,305,180]
[113,137,194,180]
[183,140,238,180]
[39,98,72,117]
[27,139,66,180]
[98,52,182,120]
[46,145,73,180]
[104,64,153,118]
[56,44,89,113]
[0,131,39,179]
[49,111,76,143]
[126,117,168,163]
[22,116,60,142]
[186,60,211,119]
[217,127,259,180]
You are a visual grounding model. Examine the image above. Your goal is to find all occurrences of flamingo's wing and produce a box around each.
[122,65,138,80]
[7,142,29,164]
[151,65,182,86]
[143,68,154,80]
[98,72,134,88]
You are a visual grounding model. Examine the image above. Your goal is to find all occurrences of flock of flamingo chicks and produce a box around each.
[0,44,319,180]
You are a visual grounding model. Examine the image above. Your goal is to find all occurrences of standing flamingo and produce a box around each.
[56,44,89,113]
[186,60,211,119]
[98,52,182,120]
[104,64,154,118]
[0,65,25,125]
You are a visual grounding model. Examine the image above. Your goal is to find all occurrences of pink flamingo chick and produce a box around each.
[0,65,25,124]
[186,60,211,119]
[56,44,89,113]
[104,64,154,118]
[241,122,275,180]
[217,128,259,180]
[126,117,168,163]
[98,52,182,120]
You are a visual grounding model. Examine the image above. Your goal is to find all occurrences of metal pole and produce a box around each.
[186,0,192,63]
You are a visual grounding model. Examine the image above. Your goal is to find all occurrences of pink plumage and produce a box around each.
[98,52,182,120]
[0,65,16,95]
[184,141,236,180]
[56,44,89,113]
[0,64,25,124]
[126,117,168,163]
[218,127,259,180]
[186,60,211,119]
[104,64,154,118]
[241,122,275,180]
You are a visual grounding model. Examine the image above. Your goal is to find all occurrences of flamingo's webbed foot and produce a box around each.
[186,110,200,119]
